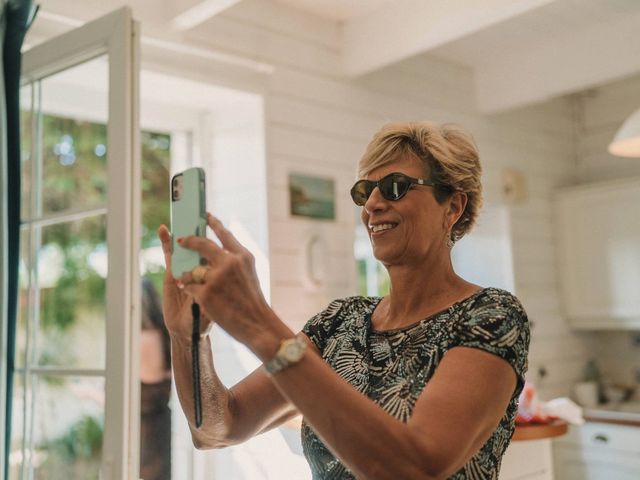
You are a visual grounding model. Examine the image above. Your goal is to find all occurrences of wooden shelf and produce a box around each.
[513,420,568,441]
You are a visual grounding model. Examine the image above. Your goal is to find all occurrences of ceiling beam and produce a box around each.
[342,0,556,77]
[169,0,243,31]
[476,8,640,113]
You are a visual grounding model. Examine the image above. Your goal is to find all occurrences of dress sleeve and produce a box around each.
[453,290,530,399]
[301,298,347,353]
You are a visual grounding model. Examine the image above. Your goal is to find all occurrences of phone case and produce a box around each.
[170,167,207,278]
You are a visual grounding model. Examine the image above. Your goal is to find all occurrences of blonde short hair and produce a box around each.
[357,121,483,242]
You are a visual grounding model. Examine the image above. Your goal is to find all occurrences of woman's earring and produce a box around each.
[446,232,455,249]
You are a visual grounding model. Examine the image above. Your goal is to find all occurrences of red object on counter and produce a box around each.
[515,381,558,425]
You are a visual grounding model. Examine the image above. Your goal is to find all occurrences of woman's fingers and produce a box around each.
[207,214,244,253]
[176,235,223,264]
[158,224,173,271]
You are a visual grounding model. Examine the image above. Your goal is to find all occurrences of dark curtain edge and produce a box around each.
[3,1,36,478]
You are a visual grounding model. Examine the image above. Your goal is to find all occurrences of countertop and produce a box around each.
[513,420,568,441]
[583,406,640,427]
[513,402,640,438]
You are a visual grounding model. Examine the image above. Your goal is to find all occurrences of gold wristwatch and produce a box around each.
[264,334,307,375]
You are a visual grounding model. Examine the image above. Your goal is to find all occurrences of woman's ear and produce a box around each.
[447,191,468,226]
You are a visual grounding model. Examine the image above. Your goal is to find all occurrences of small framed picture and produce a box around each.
[289,173,335,220]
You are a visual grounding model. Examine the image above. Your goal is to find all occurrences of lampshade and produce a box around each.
[609,107,640,157]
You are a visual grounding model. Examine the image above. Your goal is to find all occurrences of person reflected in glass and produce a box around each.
[158,122,530,479]
[140,278,172,480]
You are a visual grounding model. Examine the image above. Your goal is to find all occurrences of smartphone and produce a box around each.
[170,167,207,279]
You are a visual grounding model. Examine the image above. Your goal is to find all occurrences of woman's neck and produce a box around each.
[374,252,479,331]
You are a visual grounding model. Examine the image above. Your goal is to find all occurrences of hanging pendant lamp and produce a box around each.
[609,107,640,157]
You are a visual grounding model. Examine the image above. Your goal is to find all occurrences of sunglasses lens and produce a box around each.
[380,174,410,200]
[351,181,371,206]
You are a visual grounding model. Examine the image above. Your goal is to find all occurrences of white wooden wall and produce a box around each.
[177,0,596,399]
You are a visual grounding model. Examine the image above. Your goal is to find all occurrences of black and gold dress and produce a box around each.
[301,287,530,480]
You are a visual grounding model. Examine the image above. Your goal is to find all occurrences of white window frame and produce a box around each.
[18,7,140,480]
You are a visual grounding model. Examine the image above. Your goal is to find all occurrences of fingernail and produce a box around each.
[177,237,184,244]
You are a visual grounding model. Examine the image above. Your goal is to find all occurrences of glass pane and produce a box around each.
[31,375,104,480]
[140,130,170,287]
[8,373,27,480]
[37,215,106,368]
[20,82,35,221]
[16,228,32,369]
[40,56,108,215]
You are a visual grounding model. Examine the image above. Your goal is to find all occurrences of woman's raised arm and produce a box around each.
[159,224,298,448]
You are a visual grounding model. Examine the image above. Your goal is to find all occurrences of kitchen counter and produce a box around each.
[513,420,568,441]
[583,406,640,427]
[582,400,640,427]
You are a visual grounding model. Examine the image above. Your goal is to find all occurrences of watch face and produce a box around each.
[284,341,303,361]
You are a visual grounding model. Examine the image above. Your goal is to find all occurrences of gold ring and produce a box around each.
[191,265,210,284]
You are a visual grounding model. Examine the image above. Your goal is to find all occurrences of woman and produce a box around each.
[140,278,172,480]
[158,121,529,479]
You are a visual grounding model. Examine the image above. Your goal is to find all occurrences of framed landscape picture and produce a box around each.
[289,173,335,220]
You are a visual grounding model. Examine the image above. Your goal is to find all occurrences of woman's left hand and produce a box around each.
[177,213,275,347]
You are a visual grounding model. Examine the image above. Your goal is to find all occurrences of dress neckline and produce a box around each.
[367,287,488,334]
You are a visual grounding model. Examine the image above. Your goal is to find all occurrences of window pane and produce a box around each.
[139,130,170,288]
[8,373,27,480]
[16,228,32,369]
[37,216,106,368]
[40,57,108,215]
[20,83,35,221]
[31,375,104,480]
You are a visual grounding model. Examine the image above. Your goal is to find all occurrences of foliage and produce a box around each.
[141,130,170,249]
[40,115,108,214]
[36,415,103,480]
[46,414,103,460]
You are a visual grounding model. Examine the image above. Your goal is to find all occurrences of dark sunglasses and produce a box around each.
[350,172,438,206]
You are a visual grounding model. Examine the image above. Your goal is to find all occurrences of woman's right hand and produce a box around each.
[158,224,213,339]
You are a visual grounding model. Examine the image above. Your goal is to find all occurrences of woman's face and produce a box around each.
[360,154,461,267]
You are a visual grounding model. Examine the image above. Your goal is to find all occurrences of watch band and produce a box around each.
[264,333,307,375]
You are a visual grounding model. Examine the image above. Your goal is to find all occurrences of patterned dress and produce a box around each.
[301,287,530,479]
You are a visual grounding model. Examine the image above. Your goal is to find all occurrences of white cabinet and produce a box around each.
[501,439,553,480]
[553,422,640,480]
[555,178,640,329]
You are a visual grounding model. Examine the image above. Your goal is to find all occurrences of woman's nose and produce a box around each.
[363,186,388,214]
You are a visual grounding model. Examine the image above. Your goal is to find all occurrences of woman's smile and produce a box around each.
[369,222,399,235]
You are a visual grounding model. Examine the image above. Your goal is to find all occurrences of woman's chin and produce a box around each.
[371,249,399,266]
